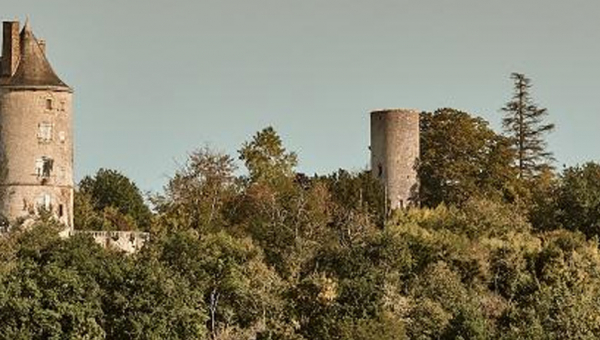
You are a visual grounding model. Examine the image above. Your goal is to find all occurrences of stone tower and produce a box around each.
[370,109,419,210]
[0,20,74,230]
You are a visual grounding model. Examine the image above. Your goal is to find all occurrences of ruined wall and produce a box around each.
[370,109,420,210]
[70,230,150,254]
[0,88,74,228]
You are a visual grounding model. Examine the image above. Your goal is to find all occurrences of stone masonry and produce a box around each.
[370,109,420,210]
[0,20,74,230]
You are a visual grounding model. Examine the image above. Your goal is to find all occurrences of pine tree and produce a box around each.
[502,73,555,179]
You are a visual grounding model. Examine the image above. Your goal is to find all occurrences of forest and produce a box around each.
[2,74,600,339]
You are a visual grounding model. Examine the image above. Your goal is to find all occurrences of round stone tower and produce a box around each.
[0,20,74,230]
[370,109,420,210]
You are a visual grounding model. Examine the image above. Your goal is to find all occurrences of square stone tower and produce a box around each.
[0,20,74,230]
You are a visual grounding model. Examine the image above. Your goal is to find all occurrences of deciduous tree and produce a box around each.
[76,168,152,230]
[419,108,518,207]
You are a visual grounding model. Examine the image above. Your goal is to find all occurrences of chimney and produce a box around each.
[1,21,20,78]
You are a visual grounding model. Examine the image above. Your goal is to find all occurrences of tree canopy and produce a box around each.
[4,104,600,339]
[419,108,519,207]
[75,168,152,231]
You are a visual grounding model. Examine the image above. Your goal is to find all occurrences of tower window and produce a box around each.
[35,158,44,177]
[35,157,54,178]
[36,193,52,211]
[38,122,53,142]
[377,164,383,178]
[45,98,53,110]
[58,204,64,217]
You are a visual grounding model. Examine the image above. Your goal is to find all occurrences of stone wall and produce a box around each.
[0,88,74,228]
[70,230,150,254]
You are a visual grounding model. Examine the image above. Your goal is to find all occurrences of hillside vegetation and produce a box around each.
[2,108,600,339]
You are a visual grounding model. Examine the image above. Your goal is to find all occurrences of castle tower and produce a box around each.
[0,20,74,230]
[370,109,420,210]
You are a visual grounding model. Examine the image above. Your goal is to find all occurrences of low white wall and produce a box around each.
[70,230,149,253]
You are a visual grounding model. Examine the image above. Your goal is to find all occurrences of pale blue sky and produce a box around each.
[4,0,600,192]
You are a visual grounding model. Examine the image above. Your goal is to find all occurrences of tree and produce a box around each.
[527,166,559,231]
[236,127,317,277]
[76,168,152,230]
[553,163,600,237]
[100,252,207,340]
[154,146,238,233]
[501,73,555,179]
[0,222,208,340]
[319,170,386,227]
[419,108,519,207]
[238,126,298,185]
[158,231,286,339]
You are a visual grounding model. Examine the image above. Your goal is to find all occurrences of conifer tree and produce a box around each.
[501,73,555,179]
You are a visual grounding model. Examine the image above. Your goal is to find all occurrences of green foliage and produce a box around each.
[74,191,140,232]
[8,125,600,339]
[501,73,555,179]
[529,162,600,238]
[76,168,152,231]
[419,108,519,207]
[554,163,600,236]
[394,198,530,239]
[154,146,238,234]
[239,126,298,185]
[318,169,386,226]
[338,313,407,340]
[495,231,600,339]
[99,255,206,340]
[158,231,284,338]
[233,128,334,278]
[0,223,207,340]
[527,166,559,230]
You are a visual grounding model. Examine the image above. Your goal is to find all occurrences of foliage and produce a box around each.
[419,108,519,207]
[318,169,386,226]
[501,73,555,179]
[7,123,600,339]
[158,231,286,339]
[74,191,140,232]
[153,146,238,234]
[555,163,600,236]
[0,223,207,340]
[238,126,298,185]
[76,168,152,231]
[531,162,600,238]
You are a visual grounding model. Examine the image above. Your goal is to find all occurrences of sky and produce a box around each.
[3,0,600,193]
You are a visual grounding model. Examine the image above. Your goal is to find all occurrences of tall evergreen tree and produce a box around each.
[502,73,555,179]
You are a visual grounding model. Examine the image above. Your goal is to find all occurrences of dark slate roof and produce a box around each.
[6,21,69,88]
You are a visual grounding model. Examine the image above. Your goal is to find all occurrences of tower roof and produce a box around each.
[5,20,69,89]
